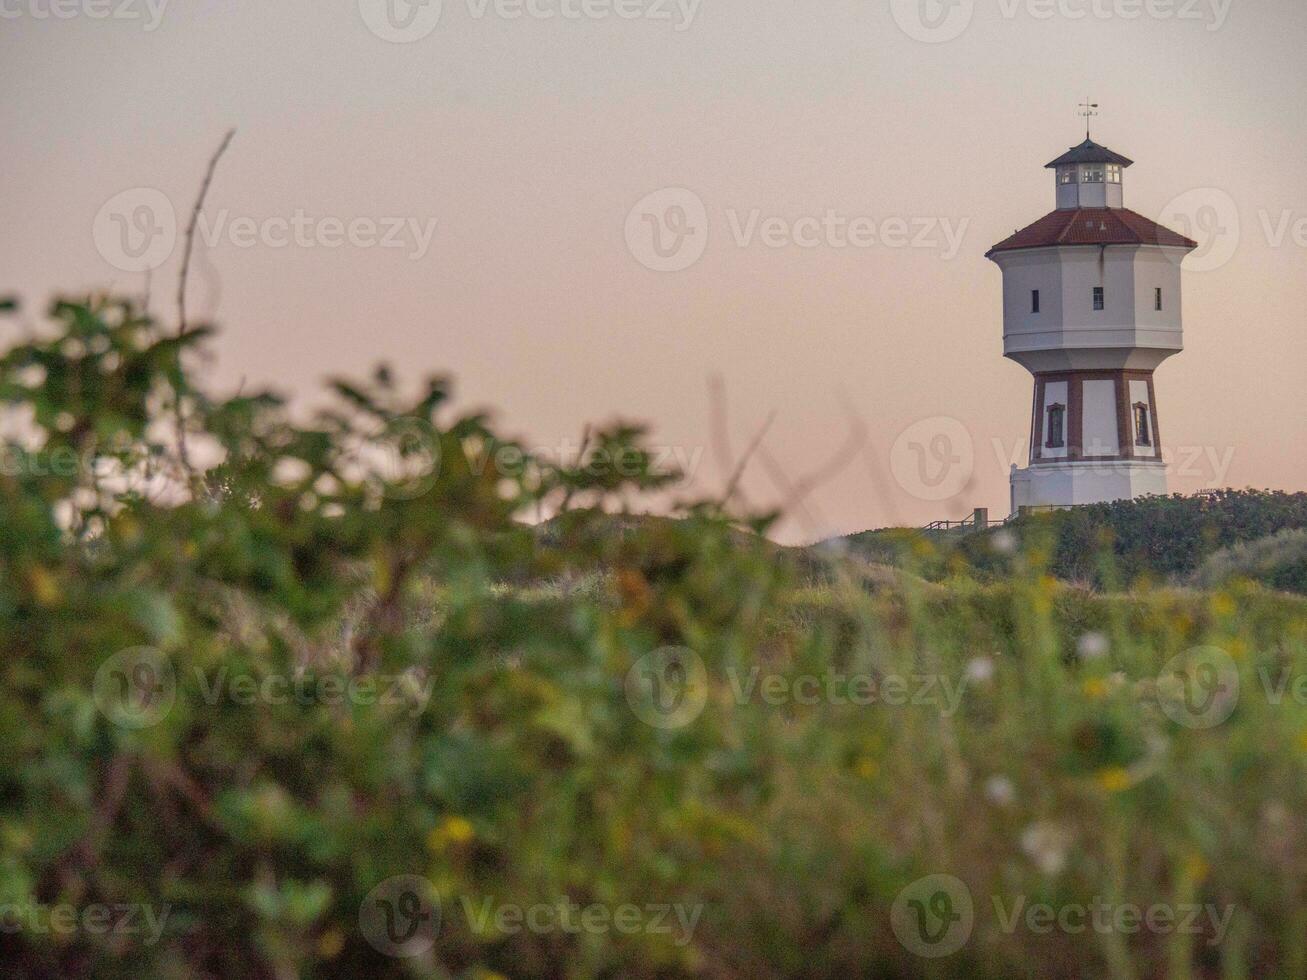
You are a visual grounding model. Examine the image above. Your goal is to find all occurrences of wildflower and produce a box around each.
[1211,594,1236,617]
[25,566,60,607]
[984,775,1015,806]
[1096,767,1131,793]
[1076,632,1109,660]
[990,530,1017,555]
[1020,821,1072,875]
[1082,677,1109,699]
[317,928,345,958]
[966,657,996,684]
[1183,853,1210,884]
[428,815,475,851]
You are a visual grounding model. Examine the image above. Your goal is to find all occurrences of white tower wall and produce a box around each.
[997,246,1187,372]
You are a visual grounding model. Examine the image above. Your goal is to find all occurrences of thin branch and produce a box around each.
[830,390,907,532]
[173,129,235,481]
[720,410,776,509]
[775,409,867,515]
[706,375,735,486]
[755,445,826,540]
[178,129,235,337]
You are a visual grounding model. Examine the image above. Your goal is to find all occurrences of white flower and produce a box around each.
[990,530,1018,555]
[1021,821,1072,876]
[1076,632,1110,660]
[984,776,1015,806]
[966,656,996,683]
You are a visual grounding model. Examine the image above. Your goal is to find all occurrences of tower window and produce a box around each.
[1082,165,1105,183]
[1133,403,1152,446]
[1046,403,1066,449]
[1031,289,1040,314]
[1106,164,1122,184]
[1058,166,1077,185]
[1155,287,1163,311]
[1093,287,1105,311]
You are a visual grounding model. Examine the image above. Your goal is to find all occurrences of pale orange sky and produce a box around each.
[2,0,1304,542]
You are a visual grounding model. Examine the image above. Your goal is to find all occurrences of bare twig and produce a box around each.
[756,445,827,539]
[177,129,235,337]
[173,129,235,481]
[720,410,776,509]
[707,375,735,485]
[775,410,867,516]
[833,391,906,532]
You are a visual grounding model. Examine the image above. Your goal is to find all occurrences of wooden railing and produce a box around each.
[922,509,1001,534]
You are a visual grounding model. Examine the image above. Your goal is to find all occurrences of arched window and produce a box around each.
[1046,403,1066,449]
[1133,403,1152,446]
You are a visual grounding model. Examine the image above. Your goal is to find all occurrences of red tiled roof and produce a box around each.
[986,208,1198,257]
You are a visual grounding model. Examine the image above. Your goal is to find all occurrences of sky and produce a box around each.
[2,0,1304,543]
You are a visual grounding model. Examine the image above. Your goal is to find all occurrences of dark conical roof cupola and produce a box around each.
[1045,139,1134,170]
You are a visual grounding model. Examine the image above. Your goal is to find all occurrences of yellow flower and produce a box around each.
[1082,677,1109,699]
[317,928,345,958]
[428,815,475,851]
[1297,731,1307,754]
[855,757,879,779]
[1183,853,1210,884]
[1096,767,1131,793]
[26,566,61,607]
[1211,594,1236,617]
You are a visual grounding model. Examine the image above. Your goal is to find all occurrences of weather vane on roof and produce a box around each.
[1079,98,1099,140]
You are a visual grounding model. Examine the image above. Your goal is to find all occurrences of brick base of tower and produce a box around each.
[1010,459,1167,514]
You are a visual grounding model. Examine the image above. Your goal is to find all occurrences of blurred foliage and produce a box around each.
[1,297,1306,979]
[848,491,1307,590]
[1192,528,1307,596]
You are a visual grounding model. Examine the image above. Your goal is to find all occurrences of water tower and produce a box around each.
[987,113,1198,514]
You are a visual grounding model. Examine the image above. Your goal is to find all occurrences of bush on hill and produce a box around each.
[3,295,1307,978]
[1191,527,1307,595]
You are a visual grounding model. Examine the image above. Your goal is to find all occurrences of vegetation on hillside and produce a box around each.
[1191,528,1307,596]
[844,491,1307,590]
[1,296,1305,979]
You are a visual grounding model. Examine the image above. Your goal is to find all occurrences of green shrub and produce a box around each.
[2,296,1307,978]
[1192,528,1307,595]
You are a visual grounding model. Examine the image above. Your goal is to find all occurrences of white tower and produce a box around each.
[987,130,1198,515]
